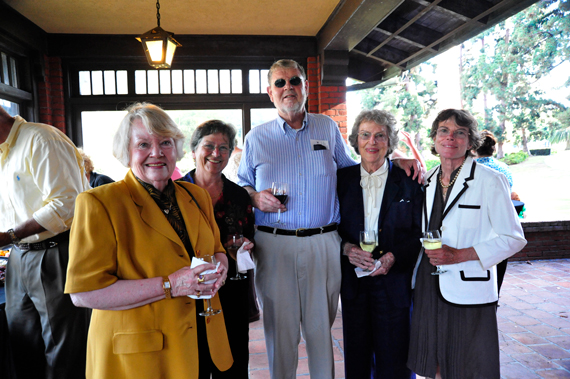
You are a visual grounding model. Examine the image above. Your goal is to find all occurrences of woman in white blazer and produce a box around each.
[407,109,527,379]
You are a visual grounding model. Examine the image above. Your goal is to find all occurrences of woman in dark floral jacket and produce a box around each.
[180,120,258,379]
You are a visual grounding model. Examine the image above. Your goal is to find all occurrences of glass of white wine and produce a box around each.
[197,255,222,317]
[423,230,446,275]
[359,230,378,272]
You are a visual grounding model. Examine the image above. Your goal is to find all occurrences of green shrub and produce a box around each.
[500,151,528,165]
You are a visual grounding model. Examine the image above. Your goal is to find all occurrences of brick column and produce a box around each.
[306,56,348,141]
[37,56,66,133]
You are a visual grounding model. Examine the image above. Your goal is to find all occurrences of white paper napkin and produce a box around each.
[188,257,220,299]
[236,241,256,273]
[354,260,382,278]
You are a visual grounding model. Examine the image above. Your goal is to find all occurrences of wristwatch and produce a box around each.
[162,277,172,299]
[7,229,20,244]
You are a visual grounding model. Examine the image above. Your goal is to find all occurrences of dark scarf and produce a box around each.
[136,177,195,258]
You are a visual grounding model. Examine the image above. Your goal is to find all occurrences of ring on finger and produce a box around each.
[197,275,205,283]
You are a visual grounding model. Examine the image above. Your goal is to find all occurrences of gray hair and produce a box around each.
[348,109,399,156]
[190,120,237,154]
[429,109,481,157]
[267,59,306,83]
[113,102,185,167]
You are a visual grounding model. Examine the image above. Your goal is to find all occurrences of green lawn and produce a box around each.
[508,149,570,222]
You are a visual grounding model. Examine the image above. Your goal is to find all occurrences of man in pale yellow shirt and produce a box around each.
[0,105,91,379]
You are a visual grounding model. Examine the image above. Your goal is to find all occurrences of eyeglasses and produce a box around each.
[202,143,230,154]
[358,131,388,143]
[274,76,303,88]
[436,127,470,140]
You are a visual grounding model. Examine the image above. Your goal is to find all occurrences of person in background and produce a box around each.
[79,148,115,187]
[338,109,423,379]
[475,129,519,291]
[179,119,258,378]
[475,130,514,190]
[0,105,91,378]
[65,103,232,379]
[407,109,527,379]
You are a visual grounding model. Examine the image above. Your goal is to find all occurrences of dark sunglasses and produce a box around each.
[274,76,303,88]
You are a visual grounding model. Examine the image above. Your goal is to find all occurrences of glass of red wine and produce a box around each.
[271,182,288,225]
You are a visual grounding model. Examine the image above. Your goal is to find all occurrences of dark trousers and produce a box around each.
[5,233,89,379]
[341,278,413,379]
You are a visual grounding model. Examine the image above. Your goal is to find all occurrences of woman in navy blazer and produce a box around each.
[337,109,422,379]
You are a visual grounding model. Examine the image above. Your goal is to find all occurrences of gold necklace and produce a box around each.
[439,159,466,189]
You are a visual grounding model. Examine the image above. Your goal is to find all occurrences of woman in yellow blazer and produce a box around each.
[65,103,233,379]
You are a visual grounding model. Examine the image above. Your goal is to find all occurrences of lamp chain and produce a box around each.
[156,0,161,27]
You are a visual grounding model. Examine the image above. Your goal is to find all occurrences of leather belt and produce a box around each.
[257,224,337,237]
[15,240,58,251]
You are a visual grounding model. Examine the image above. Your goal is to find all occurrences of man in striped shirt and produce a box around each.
[238,59,355,379]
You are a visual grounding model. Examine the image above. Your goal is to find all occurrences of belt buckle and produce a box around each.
[48,241,58,248]
[295,228,307,237]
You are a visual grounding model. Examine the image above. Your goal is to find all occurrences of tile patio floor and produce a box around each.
[247,259,570,378]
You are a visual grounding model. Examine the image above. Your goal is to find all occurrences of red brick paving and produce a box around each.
[248,259,570,378]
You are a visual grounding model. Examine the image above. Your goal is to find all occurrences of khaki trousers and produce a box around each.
[254,230,341,379]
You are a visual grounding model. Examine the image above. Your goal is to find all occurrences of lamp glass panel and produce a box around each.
[146,40,165,62]
[165,40,177,66]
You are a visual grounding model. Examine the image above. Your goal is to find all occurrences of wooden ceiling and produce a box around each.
[2,0,540,86]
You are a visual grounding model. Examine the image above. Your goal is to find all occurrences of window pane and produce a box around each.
[0,99,19,116]
[104,70,116,95]
[231,70,242,93]
[207,69,219,94]
[184,70,195,94]
[2,53,10,85]
[10,57,18,89]
[81,109,243,181]
[196,70,207,94]
[91,71,104,95]
[79,71,92,95]
[219,70,231,94]
[251,108,277,128]
[160,70,171,94]
[117,71,128,94]
[260,69,269,94]
[172,70,183,94]
[147,70,159,94]
[249,69,260,94]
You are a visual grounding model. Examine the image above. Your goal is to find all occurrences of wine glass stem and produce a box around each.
[277,209,281,223]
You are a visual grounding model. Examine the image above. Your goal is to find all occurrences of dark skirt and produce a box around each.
[407,255,500,379]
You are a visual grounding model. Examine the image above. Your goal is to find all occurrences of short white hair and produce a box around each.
[113,102,185,167]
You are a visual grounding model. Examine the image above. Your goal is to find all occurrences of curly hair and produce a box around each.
[348,109,399,156]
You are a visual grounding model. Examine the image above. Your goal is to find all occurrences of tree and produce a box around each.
[360,65,437,155]
[461,0,570,157]
[550,106,570,149]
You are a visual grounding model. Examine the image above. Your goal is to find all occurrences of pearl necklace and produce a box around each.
[439,159,466,189]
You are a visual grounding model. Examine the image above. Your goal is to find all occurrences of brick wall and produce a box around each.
[306,56,348,141]
[37,56,66,133]
[511,221,570,261]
